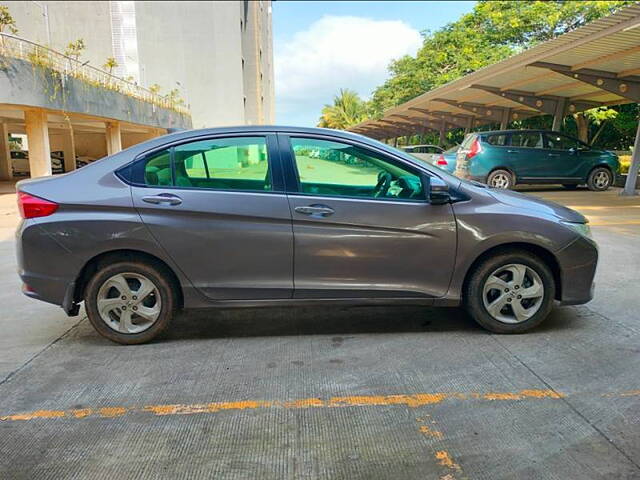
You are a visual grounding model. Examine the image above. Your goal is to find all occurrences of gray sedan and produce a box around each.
[16,126,597,344]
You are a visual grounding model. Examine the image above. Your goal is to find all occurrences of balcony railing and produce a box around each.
[0,33,190,116]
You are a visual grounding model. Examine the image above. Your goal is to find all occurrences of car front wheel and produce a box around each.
[464,250,555,333]
[587,167,612,191]
[84,260,177,344]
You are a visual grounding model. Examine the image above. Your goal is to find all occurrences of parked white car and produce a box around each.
[402,144,444,164]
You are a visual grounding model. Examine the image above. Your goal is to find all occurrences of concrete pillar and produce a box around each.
[552,98,566,132]
[500,109,511,130]
[0,122,12,181]
[61,127,76,173]
[105,121,122,156]
[24,109,52,178]
[621,119,640,196]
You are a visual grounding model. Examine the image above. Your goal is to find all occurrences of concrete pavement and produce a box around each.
[0,183,638,479]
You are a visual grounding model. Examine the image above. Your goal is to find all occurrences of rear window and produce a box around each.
[485,134,507,146]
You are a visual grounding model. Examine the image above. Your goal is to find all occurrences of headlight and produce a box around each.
[561,221,592,238]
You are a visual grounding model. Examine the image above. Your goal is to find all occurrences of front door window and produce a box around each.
[290,137,424,201]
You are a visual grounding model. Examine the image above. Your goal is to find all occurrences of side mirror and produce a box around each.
[569,147,577,155]
[423,174,450,205]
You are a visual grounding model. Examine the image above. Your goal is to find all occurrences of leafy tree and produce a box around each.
[0,5,18,34]
[149,83,162,95]
[102,57,118,75]
[166,88,185,106]
[345,0,634,148]
[318,88,369,129]
[64,39,86,61]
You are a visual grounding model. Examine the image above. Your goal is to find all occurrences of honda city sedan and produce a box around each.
[16,127,598,344]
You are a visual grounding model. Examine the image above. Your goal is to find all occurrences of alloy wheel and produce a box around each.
[490,173,511,189]
[96,272,162,334]
[593,170,610,189]
[482,263,544,324]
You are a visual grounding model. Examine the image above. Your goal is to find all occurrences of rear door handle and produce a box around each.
[294,204,335,217]
[142,194,182,206]
[548,153,560,157]
[507,150,519,153]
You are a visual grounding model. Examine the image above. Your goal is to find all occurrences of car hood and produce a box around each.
[486,188,587,223]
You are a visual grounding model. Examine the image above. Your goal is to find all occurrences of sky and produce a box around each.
[273,1,476,127]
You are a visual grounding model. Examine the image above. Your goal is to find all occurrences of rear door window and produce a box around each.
[144,149,172,186]
[510,132,543,148]
[485,134,507,146]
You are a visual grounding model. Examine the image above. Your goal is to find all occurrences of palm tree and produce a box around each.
[318,89,368,130]
[102,57,118,75]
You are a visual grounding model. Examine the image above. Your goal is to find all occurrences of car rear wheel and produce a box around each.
[587,167,612,191]
[487,169,514,190]
[464,250,555,333]
[84,260,177,344]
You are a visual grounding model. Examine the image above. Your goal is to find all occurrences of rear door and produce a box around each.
[130,134,293,301]
[280,134,457,299]
[507,131,546,179]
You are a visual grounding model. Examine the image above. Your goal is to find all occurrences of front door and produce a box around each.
[131,134,293,301]
[543,132,585,181]
[280,135,457,299]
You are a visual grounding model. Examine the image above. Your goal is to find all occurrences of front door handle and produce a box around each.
[548,153,560,157]
[507,150,519,153]
[142,194,182,206]
[294,204,335,217]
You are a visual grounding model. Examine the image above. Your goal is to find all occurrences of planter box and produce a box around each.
[615,174,640,188]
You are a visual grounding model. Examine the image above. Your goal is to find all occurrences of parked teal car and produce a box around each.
[455,130,620,191]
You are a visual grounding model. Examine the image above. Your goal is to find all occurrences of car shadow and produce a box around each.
[156,304,582,342]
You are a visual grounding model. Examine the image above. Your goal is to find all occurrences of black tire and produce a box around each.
[586,167,612,191]
[562,184,579,190]
[464,249,555,334]
[487,169,514,190]
[84,260,177,344]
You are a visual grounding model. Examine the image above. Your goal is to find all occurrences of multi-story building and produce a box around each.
[4,0,275,128]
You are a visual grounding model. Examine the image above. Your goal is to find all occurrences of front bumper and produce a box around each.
[555,235,598,306]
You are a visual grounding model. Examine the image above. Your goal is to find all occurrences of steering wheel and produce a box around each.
[374,171,393,198]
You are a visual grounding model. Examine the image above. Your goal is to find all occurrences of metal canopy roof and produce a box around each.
[349,4,640,139]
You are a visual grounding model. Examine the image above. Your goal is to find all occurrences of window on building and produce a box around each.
[290,138,424,201]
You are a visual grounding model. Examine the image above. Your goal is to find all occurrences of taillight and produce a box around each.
[466,138,482,160]
[17,191,58,219]
[436,155,448,166]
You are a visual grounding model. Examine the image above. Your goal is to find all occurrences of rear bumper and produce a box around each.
[16,219,81,313]
[555,235,598,306]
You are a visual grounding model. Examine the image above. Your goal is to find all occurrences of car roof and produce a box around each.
[474,129,563,136]
[156,125,376,144]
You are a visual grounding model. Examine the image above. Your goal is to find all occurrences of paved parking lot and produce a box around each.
[0,182,639,479]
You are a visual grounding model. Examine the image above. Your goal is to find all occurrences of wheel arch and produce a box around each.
[461,242,562,301]
[73,249,184,308]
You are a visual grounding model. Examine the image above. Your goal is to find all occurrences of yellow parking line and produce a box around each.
[0,389,567,422]
[1,389,636,423]
[588,220,640,226]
